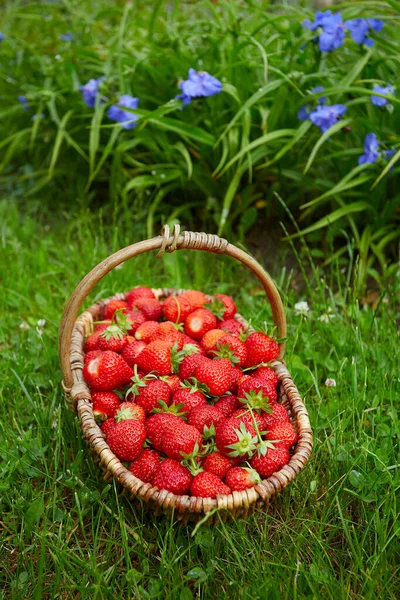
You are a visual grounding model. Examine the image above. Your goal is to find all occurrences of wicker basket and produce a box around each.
[59,225,313,523]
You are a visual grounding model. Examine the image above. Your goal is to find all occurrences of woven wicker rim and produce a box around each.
[59,227,313,520]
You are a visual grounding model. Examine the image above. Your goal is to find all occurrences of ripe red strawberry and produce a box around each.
[129,449,162,483]
[161,374,182,393]
[146,413,185,452]
[162,295,193,323]
[210,334,248,367]
[83,351,133,391]
[263,403,290,429]
[149,322,185,350]
[95,321,111,332]
[136,340,174,375]
[179,354,208,380]
[134,379,171,414]
[98,324,129,353]
[225,466,261,491]
[214,395,241,418]
[191,471,231,498]
[188,405,225,434]
[171,386,206,416]
[184,308,217,340]
[181,334,205,353]
[152,459,192,495]
[229,367,243,394]
[107,420,146,461]
[115,401,146,422]
[132,298,162,321]
[84,349,102,365]
[201,329,226,354]
[121,340,146,367]
[208,294,236,321]
[254,366,279,388]
[250,447,290,478]
[125,310,146,334]
[126,287,155,306]
[232,408,265,433]
[202,452,233,479]
[162,422,202,460]
[180,290,207,309]
[237,376,278,405]
[266,422,298,449]
[244,332,279,367]
[194,358,233,396]
[135,321,160,342]
[84,331,101,353]
[218,318,244,337]
[103,300,129,320]
[101,417,117,438]
[215,417,257,458]
[92,391,121,419]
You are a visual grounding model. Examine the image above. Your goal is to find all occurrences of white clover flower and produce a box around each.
[37,319,46,327]
[19,321,31,330]
[319,314,330,323]
[325,378,336,387]
[294,301,310,316]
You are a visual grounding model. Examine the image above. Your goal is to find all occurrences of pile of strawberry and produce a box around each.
[82,287,298,499]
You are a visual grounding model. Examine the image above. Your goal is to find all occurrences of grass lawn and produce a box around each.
[0,201,399,599]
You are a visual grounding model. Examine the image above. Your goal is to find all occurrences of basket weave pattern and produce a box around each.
[59,227,313,522]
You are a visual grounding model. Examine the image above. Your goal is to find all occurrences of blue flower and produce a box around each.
[358,133,380,164]
[297,86,327,121]
[0,32,4,43]
[309,104,347,133]
[345,18,383,47]
[18,95,29,110]
[107,94,139,130]
[176,68,222,105]
[371,84,395,106]
[60,32,73,42]
[80,77,104,108]
[385,149,395,160]
[303,11,345,52]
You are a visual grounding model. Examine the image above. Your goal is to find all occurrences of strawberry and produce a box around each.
[201,329,226,354]
[184,308,217,340]
[210,334,247,367]
[126,287,155,306]
[84,331,101,353]
[266,422,298,449]
[162,295,193,323]
[229,367,243,394]
[244,332,279,367]
[237,376,278,405]
[250,447,290,478]
[132,298,162,321]
[215,417,258,458]
[121,340,146,367]
[134,379,172,415]
[125,310,146,334]
[202,452,233,479]
[263,403,290,429]
[95,321,111,332]
[218,318,244,337]
[146,413,185,452]
[225,466,261,491]
[135,321,160,342]
[254,366,279,389]
[115,401,146,422]
[149,322,185,350]
[92,391,121,419]
[98,323,129,353]
[179,354,208,380]
[180,290,207,309]
[103,300,129,320]
[194,358,233,396]
[214,395,241,418]
[232,408,265,433]
[83,351,133,391]
[107,420,146,461]
[191,471,231,498]
[171,384,206,416]
[162,422,202,460]
[129,449,162,483]
[181,334,205,353]
[84,349,102,365]
[136,340,174,375]
[188,405,225,434]
[152,459,192,495]
[101,417,117,438]
[160,374,182,393]
[208,294,236,321]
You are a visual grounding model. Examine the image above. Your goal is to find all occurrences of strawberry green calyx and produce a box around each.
[152,399,186,418]
[115,406,135,423]
[242,464,262,485]
[171,343,199,374]
[226,422,258,458]
[100,323,125,341]
[125,365,156,398]
[207,298,226,320]
[238,391,273,413]
[255,439,277,458]
[202,423,216,440]
[213,342,240,365]
[180,441,204,476]
[181,377,210,396]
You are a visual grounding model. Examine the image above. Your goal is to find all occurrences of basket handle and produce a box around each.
[59,225,287,390]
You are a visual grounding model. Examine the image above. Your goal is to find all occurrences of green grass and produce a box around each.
[0,200,399,599]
